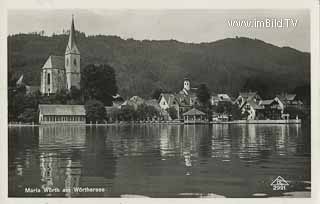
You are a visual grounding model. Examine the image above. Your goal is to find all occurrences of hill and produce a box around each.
[7,33,310,98]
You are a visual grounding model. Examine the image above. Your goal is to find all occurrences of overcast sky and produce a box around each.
[8,10,310,52]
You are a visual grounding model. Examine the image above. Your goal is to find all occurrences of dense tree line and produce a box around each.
[8,33,310,98]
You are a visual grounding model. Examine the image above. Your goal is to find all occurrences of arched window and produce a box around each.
[47,73,50,85]
[73,59,77,66]
[66,58,69,66]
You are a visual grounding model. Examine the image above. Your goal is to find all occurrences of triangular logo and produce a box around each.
[270,176,289,186]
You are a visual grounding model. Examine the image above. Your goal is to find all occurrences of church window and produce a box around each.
[66,58,69,66]
[74,59,77,66]
[47,73,50,85]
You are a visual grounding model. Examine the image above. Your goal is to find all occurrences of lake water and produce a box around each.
[8,124,311,198]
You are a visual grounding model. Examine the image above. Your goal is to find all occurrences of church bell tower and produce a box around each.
[65,15,81,90]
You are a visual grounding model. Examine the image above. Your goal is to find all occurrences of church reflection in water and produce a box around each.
[38,125,116,197]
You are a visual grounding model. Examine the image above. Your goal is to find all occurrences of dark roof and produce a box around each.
[42,55,65,69]
[183,108,206,116]
[39,104,85,115]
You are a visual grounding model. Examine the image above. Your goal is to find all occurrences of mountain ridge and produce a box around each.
[8,33,310,98]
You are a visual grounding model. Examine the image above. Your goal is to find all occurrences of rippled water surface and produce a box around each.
[8,124,311,197]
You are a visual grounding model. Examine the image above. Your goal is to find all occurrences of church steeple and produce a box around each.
[65,15,80,55]
[65,15,81,90]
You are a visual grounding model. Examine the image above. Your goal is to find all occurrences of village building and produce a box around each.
[276,93,303,109]
[234,91,262,108]
[40,16,81,95]
[183,108,207,124]
[38,104,86,124]
[239,96,286,120]
[121,96,145,110]
[258,98,283,120]
[240,100,264,120]
[210,93,232,106]
[159,79,199,119]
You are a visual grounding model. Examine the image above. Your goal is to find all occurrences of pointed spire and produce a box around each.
[65,15,80,55]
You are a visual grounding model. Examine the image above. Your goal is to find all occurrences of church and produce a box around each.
[40,16,81,95]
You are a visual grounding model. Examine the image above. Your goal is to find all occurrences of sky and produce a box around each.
[8,9,310,52]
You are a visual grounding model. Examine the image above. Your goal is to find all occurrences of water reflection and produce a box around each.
[8,124,310,197]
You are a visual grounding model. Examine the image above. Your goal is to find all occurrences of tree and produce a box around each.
[17,108,37,123]
[85,99,106,123]
[81,64,118,106]
[196,83,210,106]
[54,89,69,104]
[118,105,136,121]
[151,88,164,100]
[167,107,178,120]
[68,86,82,104]
[213,101,242,120]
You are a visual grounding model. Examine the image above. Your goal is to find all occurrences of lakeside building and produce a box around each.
[40,16,81,95]
[183,108,207,124]
[38,104,86,124]
[276,93,303,109]
[238,96,286,120]
[159,78,199,119]
[258,98,284,120]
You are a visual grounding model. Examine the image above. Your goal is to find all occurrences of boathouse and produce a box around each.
[183,108,207,124]
[38,104,86,124]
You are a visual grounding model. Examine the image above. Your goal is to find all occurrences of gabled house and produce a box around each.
[276,93,303,109]
[240,100,264,120]
[234,91,262,108]
[259,98,283,120]
[158,92,199,120]
[210,93,232,106]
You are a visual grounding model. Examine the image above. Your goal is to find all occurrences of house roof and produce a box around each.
[183,108,206,116]
[160,93,178,106]
[239,92,259,100]
[246,100,264,110]
[260,99,275,105]
[276,94,297,101]
[42,55,65,69]
[39,104,85,116]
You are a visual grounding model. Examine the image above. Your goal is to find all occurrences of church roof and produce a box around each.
[65,16,80,55]
[42,55,65,69]
[39,104,86,116]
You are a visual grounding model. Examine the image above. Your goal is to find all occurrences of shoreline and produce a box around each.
[8,119,302,127]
